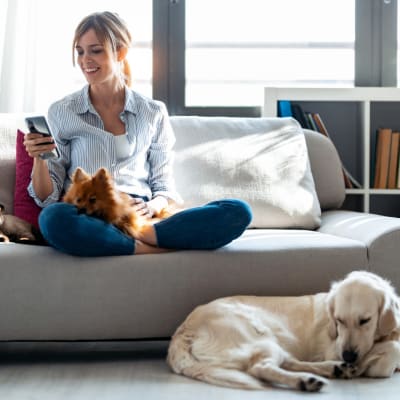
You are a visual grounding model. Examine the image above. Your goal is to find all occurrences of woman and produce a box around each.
[24,11,251,256]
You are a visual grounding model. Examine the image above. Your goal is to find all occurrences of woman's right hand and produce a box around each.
[23,132,55,201]
[23,132,56,159]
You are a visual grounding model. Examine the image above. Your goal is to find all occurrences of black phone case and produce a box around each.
[25,116,60,159]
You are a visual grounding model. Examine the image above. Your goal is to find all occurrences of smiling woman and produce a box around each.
[20,10,252,257]
[0,0,152,113]
[72,11,133,90]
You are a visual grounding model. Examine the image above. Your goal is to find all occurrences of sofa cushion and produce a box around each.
[14,130,41,228]
[0,228,367,340]
[171,116,321,229]
[303,130,346,210]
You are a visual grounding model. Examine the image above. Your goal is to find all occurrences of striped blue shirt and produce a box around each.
[28,85,182,207]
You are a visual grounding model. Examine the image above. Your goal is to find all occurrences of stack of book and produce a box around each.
[278,101,362,189]
[373,128,400,189]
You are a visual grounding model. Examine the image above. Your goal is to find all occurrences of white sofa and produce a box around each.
[1,113,400,341]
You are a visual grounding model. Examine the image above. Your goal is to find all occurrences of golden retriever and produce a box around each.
[167,271,400,392]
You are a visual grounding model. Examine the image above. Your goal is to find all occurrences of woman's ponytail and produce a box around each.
[123,59,132,87]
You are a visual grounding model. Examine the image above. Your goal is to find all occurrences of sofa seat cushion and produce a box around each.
[170,116,322,229]
[0,230,367,341]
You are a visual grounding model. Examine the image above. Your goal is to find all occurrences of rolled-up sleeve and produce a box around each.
[28,103,70,207]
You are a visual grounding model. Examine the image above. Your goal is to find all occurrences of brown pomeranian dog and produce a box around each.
[63,167,174,238]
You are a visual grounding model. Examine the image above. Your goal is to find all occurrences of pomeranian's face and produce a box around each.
[63,167,117,218]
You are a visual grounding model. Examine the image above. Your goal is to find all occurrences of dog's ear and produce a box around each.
[378,294,400,338]
[326,291,338,339]
[72,167,90,183]
[95,167,107,177]
[93,168,110,183]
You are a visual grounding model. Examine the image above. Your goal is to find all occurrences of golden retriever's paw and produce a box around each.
[333,362,357,379]
[298,374,327,392]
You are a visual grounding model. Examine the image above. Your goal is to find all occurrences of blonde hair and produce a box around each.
[73,11,132,87]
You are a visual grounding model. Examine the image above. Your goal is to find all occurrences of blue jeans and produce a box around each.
[38,199,252,257]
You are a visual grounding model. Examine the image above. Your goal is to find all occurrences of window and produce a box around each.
[185,0,355,108]
[1,0,398,114]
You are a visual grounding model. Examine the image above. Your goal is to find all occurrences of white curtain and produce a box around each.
[0,0,39,112]
[0,0,152,113]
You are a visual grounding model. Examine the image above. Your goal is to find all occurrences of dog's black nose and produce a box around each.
[342,350,358,363]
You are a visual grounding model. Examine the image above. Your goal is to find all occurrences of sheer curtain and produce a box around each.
[0,0,40,112]
[0,0,152,113]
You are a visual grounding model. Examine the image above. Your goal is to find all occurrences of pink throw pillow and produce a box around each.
[13,129,41,229]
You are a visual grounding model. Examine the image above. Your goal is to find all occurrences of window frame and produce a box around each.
[355,0,397,86]
[153,0,398,117]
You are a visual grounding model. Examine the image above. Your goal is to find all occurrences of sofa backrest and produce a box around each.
[302,128,346,210]
[0,114,345,216]
[0,113,27,214]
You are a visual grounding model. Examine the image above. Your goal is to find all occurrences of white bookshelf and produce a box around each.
[263,87,400,214]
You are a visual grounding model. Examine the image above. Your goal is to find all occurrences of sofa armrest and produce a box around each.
[318,210,400,282]
[319,210,400,245]
[303,129,346,211]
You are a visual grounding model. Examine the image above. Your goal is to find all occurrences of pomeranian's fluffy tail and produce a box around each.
[167,329,265,390]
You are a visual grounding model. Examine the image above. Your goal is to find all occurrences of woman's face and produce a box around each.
[75,28,119,86]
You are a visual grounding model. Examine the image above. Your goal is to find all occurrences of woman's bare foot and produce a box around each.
[135,223,159,246]
[134,239,170,254]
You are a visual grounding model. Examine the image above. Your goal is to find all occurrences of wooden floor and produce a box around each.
[0,341,399,400]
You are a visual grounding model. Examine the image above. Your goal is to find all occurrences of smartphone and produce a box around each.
[25,116,60,160]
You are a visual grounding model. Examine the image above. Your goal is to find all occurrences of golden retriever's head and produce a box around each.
[326,271,400,364]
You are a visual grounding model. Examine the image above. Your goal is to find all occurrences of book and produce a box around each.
[277,100,293,117]
[312,112,361,189]
[373,128,393,189]
[312,113,330,138]
[291,104,311,130]
[370,129,377,187]
[342,166,354,189]
[305,112,318,132]
[387,131,400,189]
[397,146,400,188]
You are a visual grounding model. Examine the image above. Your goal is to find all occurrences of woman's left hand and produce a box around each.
[131,198,154,218]
[131,196,168,218]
